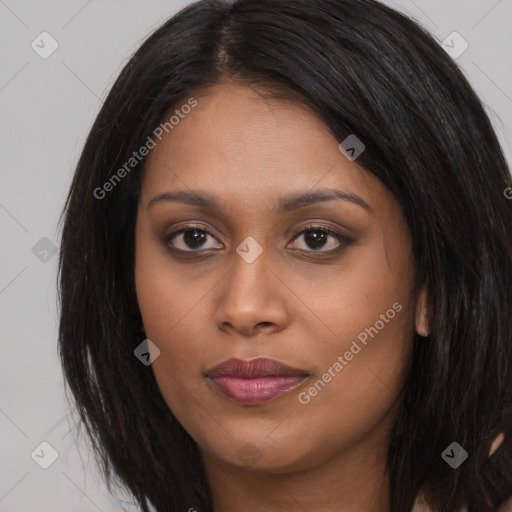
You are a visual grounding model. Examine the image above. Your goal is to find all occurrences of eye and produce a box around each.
[288,225,351,252]
[164,226,223,252]
[163,223,352,255]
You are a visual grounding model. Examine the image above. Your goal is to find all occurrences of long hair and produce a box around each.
[58,1,512,510]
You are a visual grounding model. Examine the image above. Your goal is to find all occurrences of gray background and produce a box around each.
[1,0,511,510]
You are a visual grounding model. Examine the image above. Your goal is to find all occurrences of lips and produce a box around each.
[205,358,310,405]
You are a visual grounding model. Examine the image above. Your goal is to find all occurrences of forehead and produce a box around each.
[141,82,394,216]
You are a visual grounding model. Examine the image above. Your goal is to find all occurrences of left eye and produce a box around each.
[288,226,350,252]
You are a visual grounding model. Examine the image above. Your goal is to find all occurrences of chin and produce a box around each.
[198,427,323,474]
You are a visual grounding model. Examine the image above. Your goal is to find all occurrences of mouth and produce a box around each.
[205,358,311,405]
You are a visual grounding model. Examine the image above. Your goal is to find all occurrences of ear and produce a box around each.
[415,283,430,337]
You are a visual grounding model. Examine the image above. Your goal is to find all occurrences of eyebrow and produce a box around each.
[147,188,373,214]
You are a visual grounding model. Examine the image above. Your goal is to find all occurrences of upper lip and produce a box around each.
[205,358,310,379]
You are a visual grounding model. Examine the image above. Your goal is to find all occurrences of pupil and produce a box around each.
[184,230,206,248]
[305,230,327,249]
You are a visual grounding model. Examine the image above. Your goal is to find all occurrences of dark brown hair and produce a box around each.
[58,0,512,510]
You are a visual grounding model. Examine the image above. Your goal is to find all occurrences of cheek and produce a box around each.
[134,223,201,344]
[135,261,196,364]
[293,239,413,451]
[293,313,412,465]
[136,266,206,430]
[303,237,411,339]
[134,228,211,415]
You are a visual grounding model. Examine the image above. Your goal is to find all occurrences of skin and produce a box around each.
[135,80,430,512]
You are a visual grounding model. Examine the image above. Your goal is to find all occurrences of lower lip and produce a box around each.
[208,375,308,405]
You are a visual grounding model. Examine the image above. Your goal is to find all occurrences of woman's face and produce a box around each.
[135,81,423,474]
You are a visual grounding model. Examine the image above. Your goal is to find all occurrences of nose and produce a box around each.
[213,251,289,338]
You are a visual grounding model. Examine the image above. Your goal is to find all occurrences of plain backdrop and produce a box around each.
[1,0,511,510]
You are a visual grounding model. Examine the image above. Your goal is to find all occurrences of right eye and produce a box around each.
[164,226,224,252]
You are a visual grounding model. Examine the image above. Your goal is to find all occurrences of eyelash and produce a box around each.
[163,223,352,256]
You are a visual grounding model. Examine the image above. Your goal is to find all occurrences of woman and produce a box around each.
[58,0,512,510]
